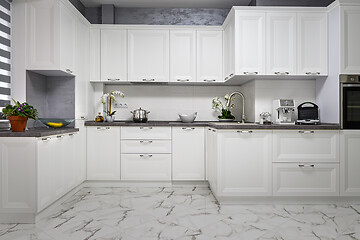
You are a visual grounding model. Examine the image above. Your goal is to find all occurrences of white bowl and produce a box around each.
[179,112,197,123]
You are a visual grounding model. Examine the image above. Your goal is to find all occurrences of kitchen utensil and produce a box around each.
[297,102,320,125]
[179,112,197,123]
[38,118,75,128]
[131,107,150,123]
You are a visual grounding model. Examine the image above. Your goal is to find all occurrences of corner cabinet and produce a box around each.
[128,30,170,82]
[26,0,76,74]
[87,127,121,180]
[197,31,223,83]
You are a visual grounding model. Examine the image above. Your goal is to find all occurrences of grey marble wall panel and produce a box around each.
[102,4,115,24]
[114,8,230,25]
[26,71,47,118]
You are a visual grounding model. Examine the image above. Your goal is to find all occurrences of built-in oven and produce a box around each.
[341,75,360,129]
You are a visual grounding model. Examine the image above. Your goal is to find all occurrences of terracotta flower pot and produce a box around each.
[8,116,28,132]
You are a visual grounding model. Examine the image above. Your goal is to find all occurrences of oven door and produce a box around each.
[342,84,360,129]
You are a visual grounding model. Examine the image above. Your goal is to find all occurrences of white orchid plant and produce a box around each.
[101,90,125,116]
[212,94,235,119]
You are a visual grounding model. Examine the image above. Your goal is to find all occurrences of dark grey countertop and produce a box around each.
[0,127,79,137]
[85,121,340,130]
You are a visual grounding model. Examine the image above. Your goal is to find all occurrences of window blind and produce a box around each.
[0,0,10,107]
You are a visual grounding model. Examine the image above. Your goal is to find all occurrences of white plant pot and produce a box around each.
[106,115,115,122]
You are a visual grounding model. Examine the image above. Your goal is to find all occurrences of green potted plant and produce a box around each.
[2,99,38,132]
[212,95,235,121]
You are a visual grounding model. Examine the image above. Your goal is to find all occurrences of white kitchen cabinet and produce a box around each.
[75,121,87,184]
[216,130,273,196]
[121,140,171,154]
[235,12,266,76]
[297,13,328,76]
[87,127,121,180]
[89,28,101,81]
[101,29,127,82]
[340,131,360,196]
[273,130,340,163]
[273,163,339,196]
[128,30,169,82]
[170,30,196,83]
[121,154,171,181]
[223,14,235,81]
[341,6,360,74]
[26,0,76,74]
[75,18,90,120]
[197,31,223,83]
[172,127,205,180]
[206,128,218,193]
[121,127,171,140]
[266,13,297,75]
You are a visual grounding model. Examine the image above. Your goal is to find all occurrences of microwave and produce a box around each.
[341,75,360,129]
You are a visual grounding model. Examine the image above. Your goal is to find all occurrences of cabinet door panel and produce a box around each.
[128,30,169,82]
[170,30,196,83]
[236,12,266,75]
[87,127,121,180]
[60,2,76,74]
[297,13,327,75]
[101,29,127,81]
[121,140,171,154]
[266,13,296,75]
[223,18,235,80]
[121,127,171,140]
[172,127,205,180]
[197,31,223,82]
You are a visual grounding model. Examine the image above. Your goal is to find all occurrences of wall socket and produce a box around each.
[114,102,128,108]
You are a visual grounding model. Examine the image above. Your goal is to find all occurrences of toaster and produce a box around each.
[297,102,320,125]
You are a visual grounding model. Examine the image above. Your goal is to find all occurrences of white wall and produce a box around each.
[104,85,243,121]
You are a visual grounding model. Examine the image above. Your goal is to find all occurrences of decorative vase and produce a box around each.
[105,115,115,122]
[8,116,28,132]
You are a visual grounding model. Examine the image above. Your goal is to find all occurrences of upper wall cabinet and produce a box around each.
[235,12,266,76]
[266,13,297,75]
[128,30,170,82]
[101,29,127,82]
[89,29,101,81]
[223,18,235,81]
[341,7,360,74]
[197,31,223,83]
[297,13,328,75]
[170,30,196,83]
[26,0,76,74]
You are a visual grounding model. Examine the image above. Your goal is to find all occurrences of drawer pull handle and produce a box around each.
[244,72,258,75]
[142,78,155,82]
[140,140,153,143]
[298,164,315,168]
[140,127,153,130]
[97,127,110,130]
[66,69,73,73]
[306,72,320,75]
[108,78,121,81]
[275,72,289,75]
[203,79,216,82]
[57,135,64,139]
[298,130,315,134]
[42,137,51,142]
[237,130,253,133]
[140,154,153,158]
[182,127,195,130]
[177,79,190,82]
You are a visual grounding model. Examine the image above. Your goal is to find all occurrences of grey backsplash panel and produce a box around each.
[26,71,75,128]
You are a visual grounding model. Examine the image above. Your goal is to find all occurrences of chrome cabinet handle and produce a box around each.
[237,130,253,133]
[140,127,152,130]
[306,72,320,75]
[182,127,195,130]
[97,127,110,130]
[212,130,216,132]
[243,72,258,75]
[41,137,51,142]
[140,154,153,158]
[65,69,73,73]
[225,73,234,81]
[203,79,216,82]
[142,78,155,82]
[80,116,86,120]
[57,135,64,139]
[177,79,190,82]
[298,164,315,168]
[140,140,153,143]
[108,78,121,81]
[275,72,289,75]
[298,130,315,134]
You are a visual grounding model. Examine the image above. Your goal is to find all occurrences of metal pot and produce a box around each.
[131,107,150,123]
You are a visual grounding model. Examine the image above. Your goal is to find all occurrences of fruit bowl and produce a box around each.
[38,118,75,128]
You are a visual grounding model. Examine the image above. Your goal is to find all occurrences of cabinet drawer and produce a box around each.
[121,127,171,139]
[273,130,339,163]
[121,140,171,153]
[121,154,171,181]
[273,163,339,196]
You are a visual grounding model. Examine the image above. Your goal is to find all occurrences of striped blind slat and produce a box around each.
[0,0,10,107]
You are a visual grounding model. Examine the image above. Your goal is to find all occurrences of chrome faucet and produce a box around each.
[226,92,246,123]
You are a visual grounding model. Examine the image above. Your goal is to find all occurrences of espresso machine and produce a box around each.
[273,99,296,125]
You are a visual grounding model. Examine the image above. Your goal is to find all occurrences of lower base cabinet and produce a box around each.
[273,163,339,196]
[121,154,171,180]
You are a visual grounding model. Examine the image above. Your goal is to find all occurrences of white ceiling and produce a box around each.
[80,0,252,8]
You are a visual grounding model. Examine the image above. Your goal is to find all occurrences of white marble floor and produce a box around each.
[1,186,360,240]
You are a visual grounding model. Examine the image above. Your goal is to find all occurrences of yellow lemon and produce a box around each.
[47,122,63,128]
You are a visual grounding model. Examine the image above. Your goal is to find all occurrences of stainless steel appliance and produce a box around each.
[131,107,150,123]
[341,75,360,129]
[273,99,296,125]
[297,102,320,125]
